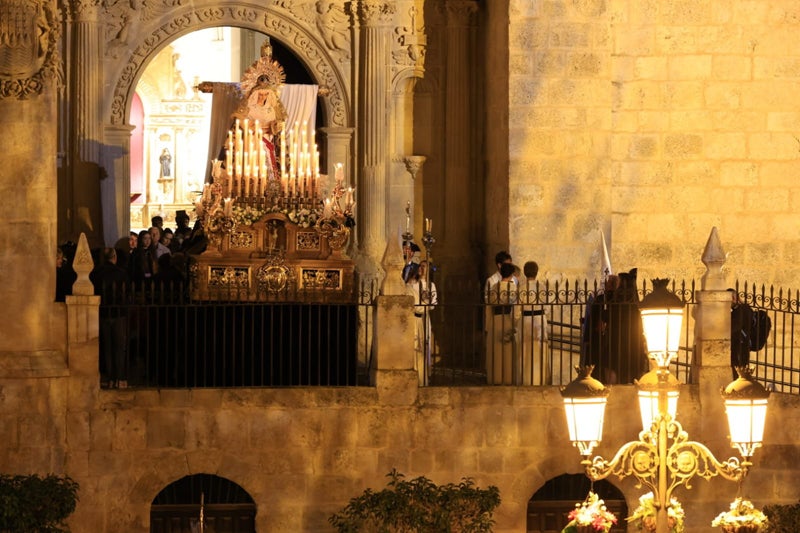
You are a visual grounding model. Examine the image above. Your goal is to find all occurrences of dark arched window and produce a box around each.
[150,474,256,533]
[527,474,628,533]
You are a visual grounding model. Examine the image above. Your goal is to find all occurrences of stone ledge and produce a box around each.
[0,350,69,378]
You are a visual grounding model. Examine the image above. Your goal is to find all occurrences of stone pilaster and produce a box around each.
[67,0,105,245]
[0,0,62,363]
[70,0,103,163]
[103,124,135,244]
[439,1,478,282]
[355,1,396,266]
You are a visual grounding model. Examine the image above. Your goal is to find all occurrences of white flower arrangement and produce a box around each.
[231,205,265,226]
[711,498,768,532]
[285,207,318,228]
[628,492,685,533]
[561,491,618,532]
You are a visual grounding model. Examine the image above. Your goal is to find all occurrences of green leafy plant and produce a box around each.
[329,469,500,532]
[763,501,800,533]
[0,474,79,532]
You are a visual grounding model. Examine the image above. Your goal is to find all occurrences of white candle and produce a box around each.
[335,162,343,183]
[323,198,333,219]
[224,197,233,216]
[280,128,286,179]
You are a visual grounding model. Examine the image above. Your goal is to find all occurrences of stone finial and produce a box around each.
[380,226,406,295]
[701,227,727,290]
[71,233,95,296]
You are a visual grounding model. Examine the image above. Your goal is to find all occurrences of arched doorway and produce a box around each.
[129,27,321,233]
[527,474,628,533]
[150,473,256,533]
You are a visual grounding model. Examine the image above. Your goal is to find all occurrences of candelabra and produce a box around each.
[561,279,770,533]
[316,162,355,256]
[218,119,323,214]
[195,178,236,254]
[402,200,414,245]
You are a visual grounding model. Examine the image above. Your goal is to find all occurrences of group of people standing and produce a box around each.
[580,268,649,385]
[85,212,204,389]
[484,251,550,386]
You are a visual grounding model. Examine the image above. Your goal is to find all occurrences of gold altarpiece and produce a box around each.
[190,41,355,302]
[190,212,355,301]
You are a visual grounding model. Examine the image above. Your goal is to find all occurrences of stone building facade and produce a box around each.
[2,0,800,532]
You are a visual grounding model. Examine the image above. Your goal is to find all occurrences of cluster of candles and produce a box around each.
[321,162,356,220]
[198,119,358,226]
[216,118,320,203]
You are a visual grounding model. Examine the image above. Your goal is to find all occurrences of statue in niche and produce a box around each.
[268,221,281,252]
[159,148,172,178]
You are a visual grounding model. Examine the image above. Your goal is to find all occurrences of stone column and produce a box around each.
[0,0,64,366]
[439,1,478,283]
[693,228,735,465]
[319,127,355,187]
[69,0,105,246]
[355,1,396,267]
[372,233,418,402]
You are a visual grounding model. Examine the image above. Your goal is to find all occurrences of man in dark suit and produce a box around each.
[729,288,754,380]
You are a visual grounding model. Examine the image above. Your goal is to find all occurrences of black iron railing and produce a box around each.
[96,280,376,388]
[94,278,800,392]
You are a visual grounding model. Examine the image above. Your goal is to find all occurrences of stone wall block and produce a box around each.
[146,411,185,448]
[373,295,415,371]
[65,411,89,449]
[184,411,216,451]
[66,296,100,344]
[113,409,147,451]
[90,409,115,450]
[88,450,130,477]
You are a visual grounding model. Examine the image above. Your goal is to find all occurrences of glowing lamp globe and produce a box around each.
[722,367,770,458]
[639,279,684,368]
[561,366,610,457]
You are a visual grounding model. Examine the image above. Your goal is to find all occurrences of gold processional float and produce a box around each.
[190,44,355,301]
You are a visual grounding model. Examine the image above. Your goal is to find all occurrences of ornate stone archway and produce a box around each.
[98,3,353,242]
[106,5,350,128]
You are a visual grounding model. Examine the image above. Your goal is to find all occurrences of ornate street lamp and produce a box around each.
[561,279,770,533]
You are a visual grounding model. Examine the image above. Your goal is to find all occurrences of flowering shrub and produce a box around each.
[561,491,618,532]
[628,492,684,533]
[712,498,768,531]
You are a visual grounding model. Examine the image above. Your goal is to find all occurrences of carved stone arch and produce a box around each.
[390,67,424,95]
[409,72,439,96]
[107,6,350,129]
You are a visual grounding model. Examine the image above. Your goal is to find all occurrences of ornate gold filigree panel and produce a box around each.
[296,231,320,251]
[301,268,342,290]
[208,265,250,287]
[256,254,293,292]
[230,231,254,249]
